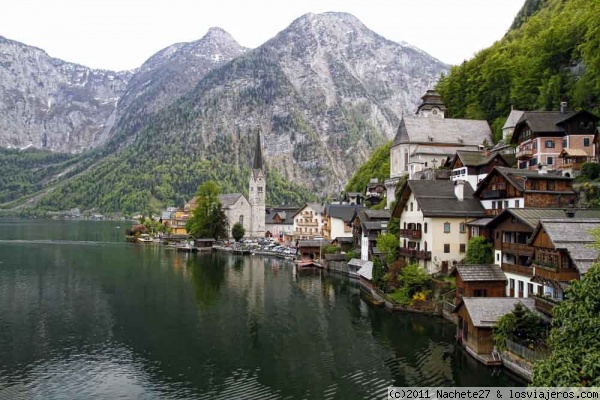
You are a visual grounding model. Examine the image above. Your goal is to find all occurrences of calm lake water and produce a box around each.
[0,219,523,399]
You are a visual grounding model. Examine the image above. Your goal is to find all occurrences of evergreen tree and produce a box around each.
[231,222,245,242]
[465,236,494,264]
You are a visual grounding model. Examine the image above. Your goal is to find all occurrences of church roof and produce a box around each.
[392,116,492,147]
[501,109,524,130]
[219,193,245,208]
[253,131,264,170]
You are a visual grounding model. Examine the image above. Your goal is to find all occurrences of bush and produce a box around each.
[581,162,600,180]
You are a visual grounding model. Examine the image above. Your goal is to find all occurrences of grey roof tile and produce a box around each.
[460,298,537,328]
[393,116,492,147]
[453,264,506,282]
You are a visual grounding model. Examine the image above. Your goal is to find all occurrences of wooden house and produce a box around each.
[529,218,600,315]
[511,107,598,173]
[450,264,506,304]
[474,166,576,217]
[297,240,324,261]
[447,150,509,190]
[454,298,536,364]
[349,209,391,261]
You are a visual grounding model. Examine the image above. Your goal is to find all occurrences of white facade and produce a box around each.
[398,192,472,274]
[451,167,487,191]
[293,204,325,239]
[361,233,369,261]
[328,217,353,241]
[221,195,252,238]
[479,198,525,212]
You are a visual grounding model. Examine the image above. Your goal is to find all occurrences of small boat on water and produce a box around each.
[295,260,319,268]
[137,234,154,243]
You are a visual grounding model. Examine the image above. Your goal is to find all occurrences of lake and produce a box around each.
[0,219,522,399]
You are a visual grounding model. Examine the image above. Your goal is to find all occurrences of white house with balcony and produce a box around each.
[392,180,486,274]
[292,203,325,239]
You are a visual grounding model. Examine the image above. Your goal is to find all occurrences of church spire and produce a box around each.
[253,131,263,170]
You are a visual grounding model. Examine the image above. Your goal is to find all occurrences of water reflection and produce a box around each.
[0,224,523,399]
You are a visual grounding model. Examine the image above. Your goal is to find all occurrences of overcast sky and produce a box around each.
[2,0,525,71]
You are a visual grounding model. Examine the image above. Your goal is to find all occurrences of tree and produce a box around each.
[231,222,245,242]
[185,181,229,239]
[532,263,600,386]
[465,236,494,264]
[493,303,548,351]
[376,232,399,266]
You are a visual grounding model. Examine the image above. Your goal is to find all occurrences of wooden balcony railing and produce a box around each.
[517,149,534,159]
[501,242,533,255]
[398,248,432,260]
[533,264,580,282]
[534,296,558,316]
[297,220,318,226]
[481,189,507,199]
[484,209,502,216]
[502,263,534,277]
[398,229,422,239]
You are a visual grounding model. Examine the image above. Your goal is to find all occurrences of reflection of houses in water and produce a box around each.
[390,341,455,385]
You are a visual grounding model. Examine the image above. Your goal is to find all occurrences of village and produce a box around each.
[136,90,600,383]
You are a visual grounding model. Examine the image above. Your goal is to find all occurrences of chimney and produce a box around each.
[454,180,465,201]
[538,164,548,175]
[560,101,567,114]
[565,209,576,218]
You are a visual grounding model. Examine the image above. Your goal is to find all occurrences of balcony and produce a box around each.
[296,220,318,226]
[501,242,533,255]
[516,149,534,159]
[398,248,432,260]
[534,296,558,316]
[484,208,503,216]
[398,229,422,239]
[502,262,534,277]
[533,264,580,282]
[481,189,507,199]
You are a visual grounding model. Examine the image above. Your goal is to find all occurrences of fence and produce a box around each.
[505,339,548,362]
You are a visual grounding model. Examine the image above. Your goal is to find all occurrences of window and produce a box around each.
[444,244,450,253]
[547,181,555,190]
[459,223,466,233]
[258,186,263,193]
[504,200,509,209]
[496,253,500,261]
[515,200,520,208]
[545,140,555,148]
[563,137,568,148]
[530,181,539,190]
[459,244,466,253]
[528,283,534,296]
[405,204,408,211]
[547,156,553,165]
[584,137,590,147]
[417,203,420,211]
[239,215,244,224]
[474,289,487,297]
[410,202,413,211]
[518,281,524,298]
[492,201,496,209]
[424,223,428,234]
[532,140,537,149]
[444,222,451,233]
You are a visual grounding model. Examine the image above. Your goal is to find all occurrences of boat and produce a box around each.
[137,234,154,243]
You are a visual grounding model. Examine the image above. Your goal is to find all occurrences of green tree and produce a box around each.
[231,222,245,242]
[377,232,399,266]
[532,264,600,386]
[494,303,548,351]
[466,236,494,264]
[185,181,229,239]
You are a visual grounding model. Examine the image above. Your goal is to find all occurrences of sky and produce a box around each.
[1,0,525,72]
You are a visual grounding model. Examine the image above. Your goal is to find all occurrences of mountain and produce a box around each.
[437,0,600,140]
[2,12,448,214]
[0,36,131,153]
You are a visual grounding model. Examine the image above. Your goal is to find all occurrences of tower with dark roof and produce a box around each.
[248,131,266,237]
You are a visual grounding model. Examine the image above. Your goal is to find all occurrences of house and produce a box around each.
[387,90,492,190]
[511,105,599,174]
[454,297,537,364]
[365,179,386,205]
[557,148,590,178]
[447,150,510,190]
[473,166,576,217]
[297,240,324,261]
[292,203,325,239]
[323,204,363,241]
[392,180,485,274]
[528,218,600,315]
[265,206,299,242]
[482,208,600,299]
[349,209,391,261]
[450,264,506,304]
[344,192,364,205]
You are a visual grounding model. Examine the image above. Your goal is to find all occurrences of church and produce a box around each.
[219,132,266,238]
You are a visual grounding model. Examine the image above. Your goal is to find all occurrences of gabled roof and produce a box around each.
[355,260,374,281]
[298,240,324,248]
[488,208,600,230]
[292,202,325,217]
[474,167,573,196]
[456,298,537,327]
[363,209,391,220]
[392,116,492,147]
[511,110,599,144]
[451,264,506,282]
[502,109,524,130]
[450,150,509,168]
[393,180,485,218]
[326,204,364,223]
[266,208,299,225]
[219,193,246,208]
[530,218,600,274]
[559,148,588,157]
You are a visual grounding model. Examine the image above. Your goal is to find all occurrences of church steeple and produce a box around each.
[253,131,264,170]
